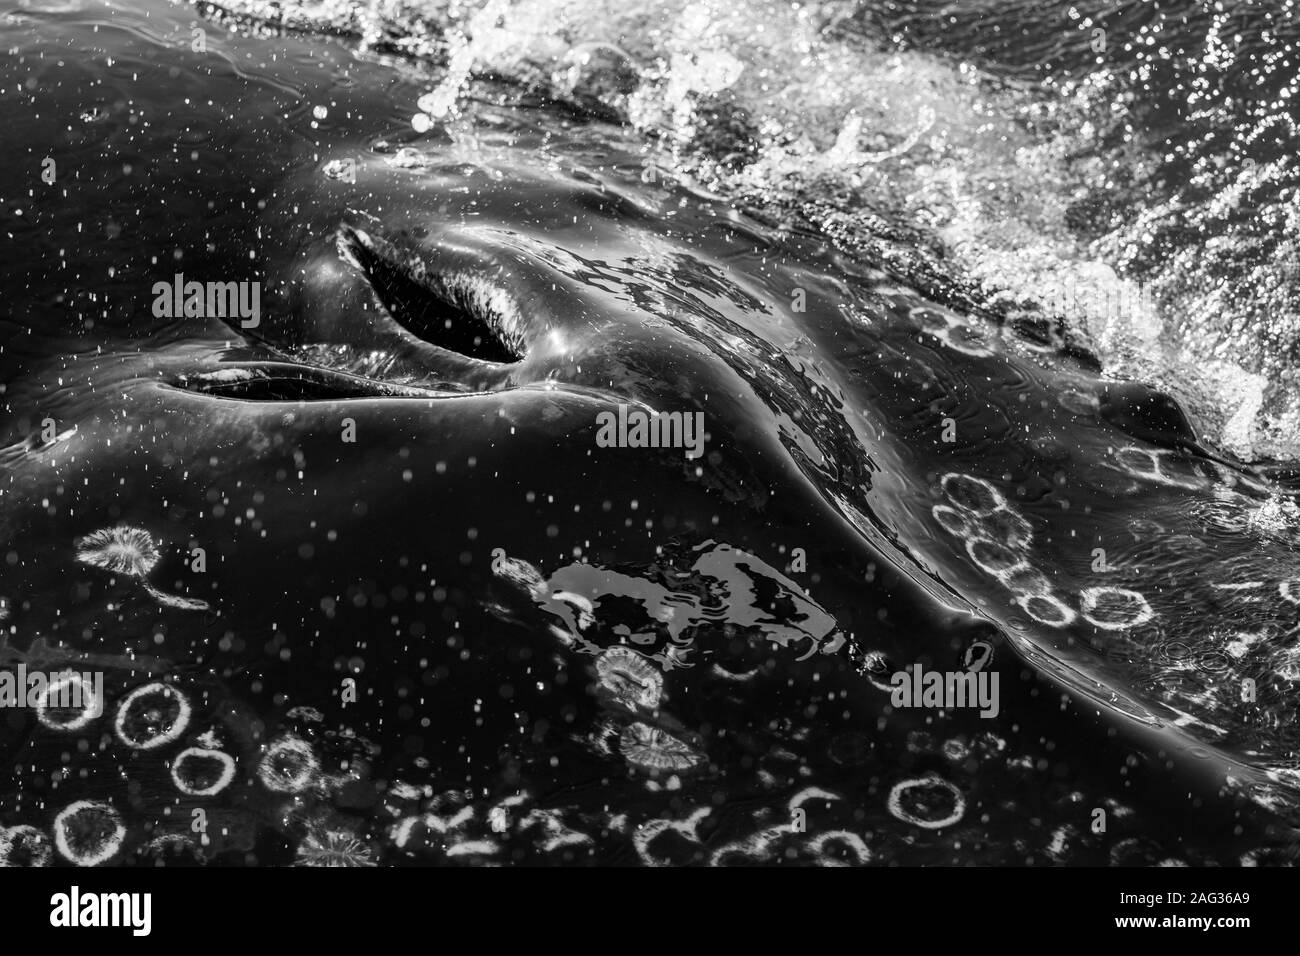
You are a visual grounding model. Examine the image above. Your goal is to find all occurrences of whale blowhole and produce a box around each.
[337,224,526,365]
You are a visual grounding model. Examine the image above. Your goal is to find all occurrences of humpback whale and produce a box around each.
[1,0,1298,867]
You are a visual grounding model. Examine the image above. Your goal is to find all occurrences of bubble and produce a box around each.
[619,723,704,773]
[170,746,237,797]
[75,525,158,576]
[411,112,434,133]
[1015,592,1077,627]
[53,801,125,866]
[34,671,101,732]
[940,473,1004,515]
[1079,587,1154,630]
[931,504,972,537]
[0,825,52,867]
[258,735,320,793]
[114,682,191,750]
[966,538,1026,575]
[312,104,328,120]
[887,774,966,829]
[595,646,663,710]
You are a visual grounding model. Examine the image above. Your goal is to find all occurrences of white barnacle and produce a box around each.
[170,746,237,797]
[619,722,704,773]
[808,830,872,866]
[257,735,320,793]
[75,525,159,577]
[596,646,663,710]
[294,828,377,867]
[114,682,191,751]
[0,825,53,867]
[53,800,126,867]
[887,774,966,830]
[75,525,209,612]
[34,671,101,732]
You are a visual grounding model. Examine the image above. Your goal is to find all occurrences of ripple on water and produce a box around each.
[1015,592,1077,627]
[1079,587,1154,630]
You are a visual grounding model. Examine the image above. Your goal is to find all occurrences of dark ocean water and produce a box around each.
[2,0,1300,866]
